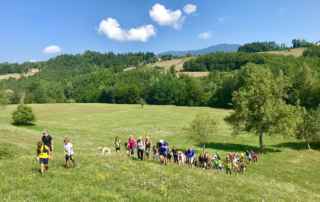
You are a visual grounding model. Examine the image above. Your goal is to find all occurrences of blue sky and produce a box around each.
[0,0,319,63]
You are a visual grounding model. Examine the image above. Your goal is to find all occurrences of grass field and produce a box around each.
[261,48,305,57]
[0,104,319,201]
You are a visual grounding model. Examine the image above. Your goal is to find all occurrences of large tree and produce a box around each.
[296,107,320,149]
[226,64,300,151]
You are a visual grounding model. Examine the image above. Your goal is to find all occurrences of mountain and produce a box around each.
[159,44,241,56]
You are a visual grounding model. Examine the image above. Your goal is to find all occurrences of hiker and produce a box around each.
[64,137,75,168]
[185,147,195,167]
[144,136,152,159]
[172,147,178,163]
[114,136,121,152]
[159,140,168,165]
[127,136,136,157]
[199,151,210,169]
[36,141,50,175]
[41,130,53,159]
[137,137,145,160]
[224,156,232,175]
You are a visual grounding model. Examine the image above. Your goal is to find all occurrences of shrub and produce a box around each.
[189,112,218,148]
[12,104,36,125]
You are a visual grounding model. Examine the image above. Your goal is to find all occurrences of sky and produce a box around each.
[0,0,319,63]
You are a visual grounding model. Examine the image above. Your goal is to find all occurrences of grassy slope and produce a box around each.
[261,48,305,57]
[0,104,319,202]
[0,68,39,81]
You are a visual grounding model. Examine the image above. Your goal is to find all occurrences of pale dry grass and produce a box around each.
[0,68,39,80]
[261,48,305,57]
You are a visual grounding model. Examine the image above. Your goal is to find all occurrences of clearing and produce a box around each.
[0,104,319,201]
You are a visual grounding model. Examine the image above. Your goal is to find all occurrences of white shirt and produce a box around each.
[64,143,74,156]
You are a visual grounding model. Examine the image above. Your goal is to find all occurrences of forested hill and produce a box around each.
[0,51,157,76]
[160,44,240,57]
[1,46,320,110]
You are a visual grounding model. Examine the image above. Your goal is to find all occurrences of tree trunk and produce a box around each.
[259,130,264,152]
[307,142,311,150]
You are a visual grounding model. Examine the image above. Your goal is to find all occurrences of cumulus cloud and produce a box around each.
[43,45,62,54]
[98,18,156,42]
[198,32,211,40]
[149,3,184,29]
[183,4,197,14]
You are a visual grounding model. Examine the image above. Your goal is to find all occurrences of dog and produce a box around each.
[97,147,112,156]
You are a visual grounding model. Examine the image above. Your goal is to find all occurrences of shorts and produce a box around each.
[65,155,74,161]
[39,158,49,165]
[115,147,120,151]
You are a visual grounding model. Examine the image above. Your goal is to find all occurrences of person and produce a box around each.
[137,137,145,160]
[172,147,178,164]
[185,147,195,167]
[224,156,232,175]
[114,136,121,152]
[127,136,136,157]
[41,130,53,159]
[36,141,50,175]
[159,140,168,165]
[144,136,152,159]
[64,137,75,168]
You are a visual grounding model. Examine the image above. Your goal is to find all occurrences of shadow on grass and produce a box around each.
[273,142,320,151]
[202,142,281,153]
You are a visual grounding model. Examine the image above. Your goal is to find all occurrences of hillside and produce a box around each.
[261,48,305,57]
[160,44,240,57]
[0,104,319,201]
[0,68,39,80]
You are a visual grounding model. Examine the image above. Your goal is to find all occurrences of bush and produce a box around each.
[189,112,218,147]
[12,104,36,125]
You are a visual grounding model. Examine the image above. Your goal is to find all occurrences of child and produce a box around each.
[144,136,152,159]
[224,157,232,175]
[64,137,75,168]
[36,141,50,175]
[114,136,121,152]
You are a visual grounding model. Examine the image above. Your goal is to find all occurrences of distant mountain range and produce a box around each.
[159,44,241,56]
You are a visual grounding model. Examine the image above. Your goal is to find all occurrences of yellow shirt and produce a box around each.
[38,145,49,159]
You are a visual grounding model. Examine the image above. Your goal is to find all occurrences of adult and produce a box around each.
[36,141,51,175]
[41,130,53,159]
[159,140,169,165]
[137,137,145,160]
[185,147,195,167]
[127,135,136,157]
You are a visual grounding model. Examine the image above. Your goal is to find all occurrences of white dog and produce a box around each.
[98,147,112,156]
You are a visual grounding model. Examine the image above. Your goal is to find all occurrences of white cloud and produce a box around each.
[98,18,156,42]
[198,32,211,40]
[149,3,184,29]
[183,4,197,14]
[43,45,62,54]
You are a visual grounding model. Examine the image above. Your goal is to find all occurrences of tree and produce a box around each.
[296,107,320,149]
[12,104,36,125]
[226,64,300,151]
[189,112,218,149]
[0,89,8,107]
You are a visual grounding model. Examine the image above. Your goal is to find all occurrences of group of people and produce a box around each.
[114,136,259,175]
[36,130,75,175]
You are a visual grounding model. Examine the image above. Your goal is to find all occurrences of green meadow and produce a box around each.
[0,104,319,201]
